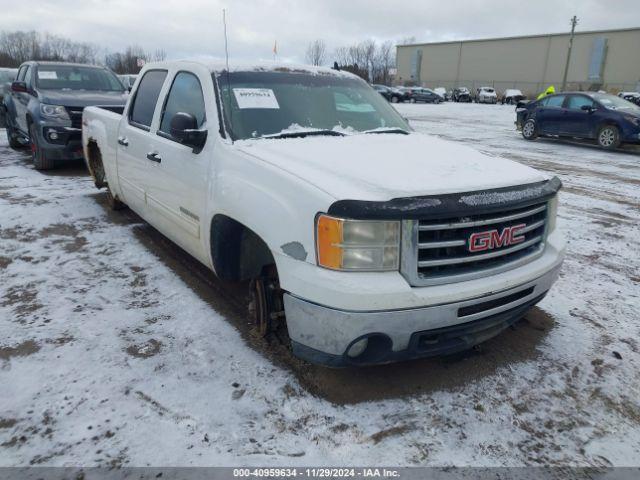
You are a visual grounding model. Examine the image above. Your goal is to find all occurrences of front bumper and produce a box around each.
[37,124,84,161]
[285,261,562,367]
[621,129,640,144]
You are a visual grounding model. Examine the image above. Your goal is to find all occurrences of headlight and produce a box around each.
[624,115,640,127]
[316,214,400,271]
[40,104,70,120]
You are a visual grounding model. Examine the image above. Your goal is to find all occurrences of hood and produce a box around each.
[38,89,128,108]
[236,133,547,202]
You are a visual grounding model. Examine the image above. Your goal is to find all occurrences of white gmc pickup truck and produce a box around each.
[82,60,565,367]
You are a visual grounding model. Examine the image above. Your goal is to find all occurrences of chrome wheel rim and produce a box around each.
[599,128,615,147]
[523,121,535,137]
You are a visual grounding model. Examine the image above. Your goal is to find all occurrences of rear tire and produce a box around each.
[597,125,621,150]
[106,186,126,210]
[29,124,54,170]
[410,98,416,104]
[522,119,538,140]
[391,96,399,103]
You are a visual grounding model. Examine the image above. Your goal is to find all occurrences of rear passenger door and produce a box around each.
[116,69,168,212]
[536,95,565,134]
[145,70,210,259]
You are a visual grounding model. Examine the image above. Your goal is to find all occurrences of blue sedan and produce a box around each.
[516,92,640,149]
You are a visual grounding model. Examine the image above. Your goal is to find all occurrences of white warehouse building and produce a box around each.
[396,27,640,97]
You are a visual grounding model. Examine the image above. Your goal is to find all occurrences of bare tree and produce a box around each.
[375,40,395,85]
[0,29,100,67]
[305,39,326,66]
[0,29,167,70]
[152,48,167,62]
[332,39,396,84]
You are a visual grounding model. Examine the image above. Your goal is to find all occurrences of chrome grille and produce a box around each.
[401,201,548,286]
[65,107,84,129]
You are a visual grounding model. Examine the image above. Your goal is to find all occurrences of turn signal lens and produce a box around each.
[316,214,400,271]
[317,215,343,269]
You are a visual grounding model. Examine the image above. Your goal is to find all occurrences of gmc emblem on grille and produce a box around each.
[468,223,526,253]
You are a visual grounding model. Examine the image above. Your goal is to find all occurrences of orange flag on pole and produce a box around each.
[273,40,277,55]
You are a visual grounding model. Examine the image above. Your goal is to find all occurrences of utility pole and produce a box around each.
[561,15,578,92]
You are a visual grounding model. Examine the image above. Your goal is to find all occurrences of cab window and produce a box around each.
[17,66,27,81]
[566,95,594,110]
[129,70,168,130]
[159,72,206,135]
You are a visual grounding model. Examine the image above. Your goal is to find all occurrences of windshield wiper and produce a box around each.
[362,127,410,135]
[260,129,346,139]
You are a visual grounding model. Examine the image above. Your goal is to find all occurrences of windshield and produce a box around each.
[591,93,640,111]
[459,88,469,93]
[215,70,409,140]
[481,88,495,93]
[35,65,124,91]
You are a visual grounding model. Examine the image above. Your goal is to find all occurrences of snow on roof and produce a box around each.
[145,59,357,78]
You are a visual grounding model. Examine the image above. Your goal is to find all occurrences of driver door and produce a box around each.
[535,95,566,135]
[144,70,210,260]
[562,94,596,138]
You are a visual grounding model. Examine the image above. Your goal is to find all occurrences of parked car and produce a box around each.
[372,84,403,103]
[82,60,564,367]
[4,61,128,169]
[118,74,138,90]
[0,67,18,127]
[408,88,442,104]
[617,91,640,106]
[501,89,526,105]
[452,87,472,102]
[517,92,640,149]
[433,87,448,101]
[396,86,415,102]
[475,87,498,104]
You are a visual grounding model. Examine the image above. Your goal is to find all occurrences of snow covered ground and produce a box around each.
[1,102,639,467]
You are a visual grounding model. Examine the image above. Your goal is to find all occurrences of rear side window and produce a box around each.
[566,95,594,110]
[159,72,206,134]
[17,66,26,81]
[540,95,565,108]
[129,70,168,129]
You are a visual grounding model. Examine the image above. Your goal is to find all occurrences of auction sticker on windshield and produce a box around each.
[233,88,280,109]
[38,71,58,79]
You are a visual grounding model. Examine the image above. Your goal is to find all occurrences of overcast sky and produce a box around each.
[2,0,640,64]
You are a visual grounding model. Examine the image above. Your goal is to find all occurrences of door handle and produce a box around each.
[117,136,129,146]
[146,152,161,163]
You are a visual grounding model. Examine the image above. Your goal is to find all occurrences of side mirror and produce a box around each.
[11,81,27,93]
[581,105,594,112]
[169,112,207,152]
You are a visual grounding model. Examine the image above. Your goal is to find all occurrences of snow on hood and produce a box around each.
[236,133,547,201]
[38,89,128,108]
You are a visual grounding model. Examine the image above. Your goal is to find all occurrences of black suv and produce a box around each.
[4,61,127,169]
[452,87,471,103]
[372,84,403,103]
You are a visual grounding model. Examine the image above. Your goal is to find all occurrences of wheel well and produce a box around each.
[598,121,620,130]
[210,215,275,281]
[86,140,106,188]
